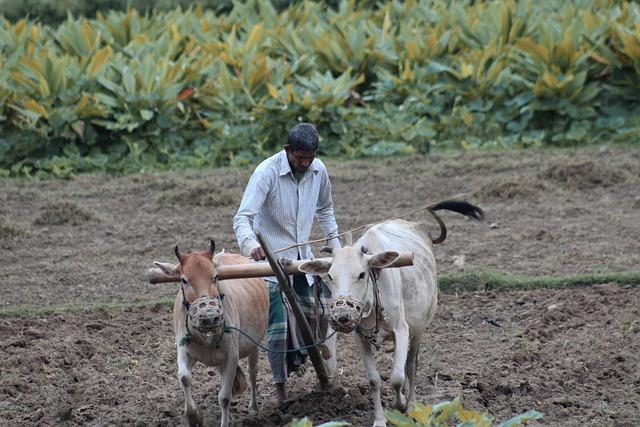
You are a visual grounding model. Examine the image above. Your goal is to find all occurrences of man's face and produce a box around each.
[285,146,316,174]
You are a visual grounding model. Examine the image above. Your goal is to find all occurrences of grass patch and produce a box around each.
[2,271,639,317]
[0,299,174,317]
[439,270,640,293]
[0,218,27,239]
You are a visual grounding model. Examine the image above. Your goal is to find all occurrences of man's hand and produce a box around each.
[250,246,266,261]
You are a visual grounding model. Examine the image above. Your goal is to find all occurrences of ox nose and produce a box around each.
[338,316,350,325]
[199,314,222,326]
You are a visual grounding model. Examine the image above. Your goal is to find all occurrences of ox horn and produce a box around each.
[174,244,182,261]
[319,246,333,255]
[208,239,216,256]
[343,231,353,246]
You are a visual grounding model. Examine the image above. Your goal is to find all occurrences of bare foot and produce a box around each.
[294,363,307,377]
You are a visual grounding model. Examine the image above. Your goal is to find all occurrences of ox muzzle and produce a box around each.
[328,297,364,333]
[188,296,224,336]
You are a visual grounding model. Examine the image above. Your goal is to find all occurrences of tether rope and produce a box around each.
[273,194,467,254]
[224,325,337,354]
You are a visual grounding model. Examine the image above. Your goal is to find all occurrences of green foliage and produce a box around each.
[438,270,640,293]
[2,0,640,177]
[287,397,542,427]
[0,0,235,25]
[290,418,350,427]
[385,397,542,427]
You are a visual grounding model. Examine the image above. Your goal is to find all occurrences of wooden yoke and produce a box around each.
[148,251,414,284]
[255,231,331,391]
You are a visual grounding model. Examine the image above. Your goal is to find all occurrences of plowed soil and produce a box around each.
[1,146,639,426]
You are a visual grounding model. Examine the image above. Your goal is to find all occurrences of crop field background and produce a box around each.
[3,0,640,177]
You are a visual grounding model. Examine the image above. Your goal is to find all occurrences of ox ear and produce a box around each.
[154,261,179,276]
[367,251,400,269]
[298,259,332,275]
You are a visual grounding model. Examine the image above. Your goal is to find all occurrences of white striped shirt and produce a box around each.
[233,150,341,268]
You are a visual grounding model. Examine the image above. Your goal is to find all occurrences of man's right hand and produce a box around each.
[250,246,266,261]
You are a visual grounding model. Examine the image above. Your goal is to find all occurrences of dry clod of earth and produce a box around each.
[33,201,94,226]
[157,184,241,207]
[473,175,547,200]
[0,218,27,239]
[538,157,627,189]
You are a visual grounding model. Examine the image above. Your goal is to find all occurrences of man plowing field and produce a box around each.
[233,122,341,403]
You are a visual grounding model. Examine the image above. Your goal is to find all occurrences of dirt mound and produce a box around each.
[158,185,241,208]
[538,158,626,189]
[243,387,371,426]
[32,201,94,226]
[0,218,27,239]
[473,176,546,200]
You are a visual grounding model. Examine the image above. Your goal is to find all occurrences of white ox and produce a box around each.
[299,200,483,426]
[154,240,269,427]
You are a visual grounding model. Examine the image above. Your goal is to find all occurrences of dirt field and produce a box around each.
[1,145,639,426]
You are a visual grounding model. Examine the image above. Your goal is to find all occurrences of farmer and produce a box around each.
[233,122,341,403]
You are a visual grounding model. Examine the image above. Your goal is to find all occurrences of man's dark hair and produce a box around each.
[287,123,319,151]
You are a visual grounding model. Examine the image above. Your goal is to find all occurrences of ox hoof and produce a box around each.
[185,410,203,427]
[394,394,408,412]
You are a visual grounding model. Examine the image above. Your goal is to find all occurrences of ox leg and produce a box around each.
[405,336,421,407]
[218,355,238,427]
[391,323,410,411]
[356,335,386,427]
[326,326,338,383]
[248,350,259,412]
[177,347,202,427]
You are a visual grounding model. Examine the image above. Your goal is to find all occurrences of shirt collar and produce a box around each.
[277,150,319,176]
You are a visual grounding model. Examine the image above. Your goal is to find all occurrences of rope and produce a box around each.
[224,325,337,354]
[354,269,382,341]
[272,194,467,254]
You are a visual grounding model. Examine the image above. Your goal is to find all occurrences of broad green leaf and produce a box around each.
[23,100,48,118]
[498,410,544,427]
[88,47,111,77]
[140,109,154,121]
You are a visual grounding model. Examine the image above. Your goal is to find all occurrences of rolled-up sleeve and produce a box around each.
[233,168,272,256]
[315,167,341,249]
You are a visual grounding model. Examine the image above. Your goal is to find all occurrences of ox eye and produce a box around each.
[326,274,333,282]
[358,272,366,280]
[181,277,188,285]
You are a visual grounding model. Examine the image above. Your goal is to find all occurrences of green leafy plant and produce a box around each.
[2,0,640,177]
[386,397,542,427]
[288,396,542,427]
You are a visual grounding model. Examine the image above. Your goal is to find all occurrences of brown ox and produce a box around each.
[154,241,268,427]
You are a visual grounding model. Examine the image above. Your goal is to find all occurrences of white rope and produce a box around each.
[273,194,468,254]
